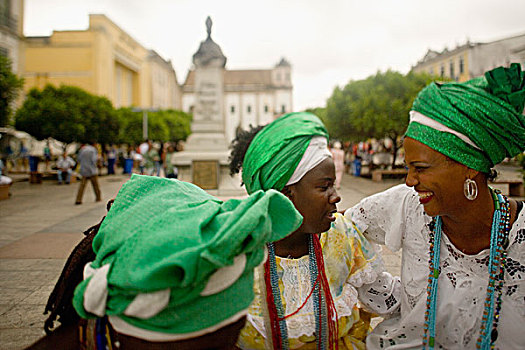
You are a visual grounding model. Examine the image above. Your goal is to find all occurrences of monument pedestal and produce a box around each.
[172,17,246,197]
[172,150,245,197]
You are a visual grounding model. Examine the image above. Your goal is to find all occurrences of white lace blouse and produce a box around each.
[347,184,525,350]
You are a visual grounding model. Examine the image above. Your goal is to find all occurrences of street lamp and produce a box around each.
[132,107,159,140]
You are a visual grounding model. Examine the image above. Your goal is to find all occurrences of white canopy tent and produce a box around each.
[0,127,78,157]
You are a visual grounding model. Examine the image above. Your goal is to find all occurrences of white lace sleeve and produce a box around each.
[336,215,402,316]
[357,272,401,316]
[345,184,418,252]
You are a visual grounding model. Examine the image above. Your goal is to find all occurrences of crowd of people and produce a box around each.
[0,139,180,179]
[72,140,179,204]
[129,139,179,178]
[0,138,180,206]
[31,63,525,350]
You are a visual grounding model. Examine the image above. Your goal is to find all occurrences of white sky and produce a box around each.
[24,0,525,111]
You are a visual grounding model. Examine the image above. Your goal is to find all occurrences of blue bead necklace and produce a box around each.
[267,235,326,349]
[267,242,290,349]
[422,191,510,350]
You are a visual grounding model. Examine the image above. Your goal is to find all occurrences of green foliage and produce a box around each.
[304,107,327,120]
[0,55,24,126]
[116,108,192,145]
[14,83,191,147]
[116,108,143,145]
[14,85,118,144]
[325,70,441,142]
[158,109,192,143]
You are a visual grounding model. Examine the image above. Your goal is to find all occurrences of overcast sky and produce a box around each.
[24,0,525,111]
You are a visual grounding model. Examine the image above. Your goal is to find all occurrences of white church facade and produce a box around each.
[181,57,293,143]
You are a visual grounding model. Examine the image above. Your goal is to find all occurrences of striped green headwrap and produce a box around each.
[73,175,302,337]
[405,63,525,173]
[242,112,329,194]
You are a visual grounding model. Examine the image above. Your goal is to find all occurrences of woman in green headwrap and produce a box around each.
[229,112,400,349]
[62,174,304,349]
[347,63,525,349]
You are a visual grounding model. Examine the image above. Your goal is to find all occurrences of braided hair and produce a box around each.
[228,124,266,177]
[43,199,113,334]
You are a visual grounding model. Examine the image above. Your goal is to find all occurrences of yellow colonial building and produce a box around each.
[21,14,181,109]
[412,32,525,82]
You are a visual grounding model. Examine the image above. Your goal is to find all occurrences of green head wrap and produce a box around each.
[405,63,525,172]
[73,175,301,338]
[242,112,329,194]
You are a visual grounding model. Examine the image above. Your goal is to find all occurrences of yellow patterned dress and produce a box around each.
[237,213,400,349]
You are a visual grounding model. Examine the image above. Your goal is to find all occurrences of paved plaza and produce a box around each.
[0,171,404,349]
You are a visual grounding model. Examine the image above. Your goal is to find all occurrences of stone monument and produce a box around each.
[172,17,245,196]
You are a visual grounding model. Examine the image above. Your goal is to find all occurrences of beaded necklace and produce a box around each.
[422,191,510,350]
[264,234,338,349]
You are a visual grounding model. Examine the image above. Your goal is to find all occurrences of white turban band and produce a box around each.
[286,136,332,186]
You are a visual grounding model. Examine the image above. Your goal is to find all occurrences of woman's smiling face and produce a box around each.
[288,158,341,234]
[403,137,470,217]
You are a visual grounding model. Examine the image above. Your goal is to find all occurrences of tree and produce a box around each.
[15,85,119,147]
[116,108,143,145]
[304,107,328,125]
[156,109,192,144]
[0,55,24,126]
[116,108,192,145]
[325,70,442,167]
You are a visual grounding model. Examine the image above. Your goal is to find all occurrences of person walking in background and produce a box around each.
[145,141,160,176]
[152,144,161,176]
[138,140,149,175]
[106,144,117,175]
[330,140,345,189]
[163,144,178,179]
[56,151,75,185]
[75,141,101,205]
[28,140,41,174]
[19,142,29,172]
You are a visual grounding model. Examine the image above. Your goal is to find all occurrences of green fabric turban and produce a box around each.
[73,174,302,337]
[242,112,329,194]
[405,63,525,172]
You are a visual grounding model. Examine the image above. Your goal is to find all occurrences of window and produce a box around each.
[230,105,235,113]
[286,73,290,82]
[429,68,434,75]
[281,105,286,113]
[247,105,251,113]
[459,57,464,74]
[440,64,445,77]
[264,105,269,113]
[449,60,455,79]
[276,73,281,82]
[0,47,8,57]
